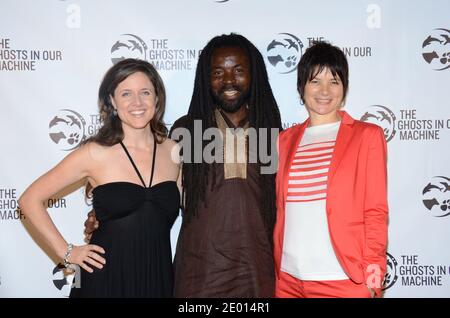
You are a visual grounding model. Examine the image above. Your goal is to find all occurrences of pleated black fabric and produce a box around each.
[70,140,179,298]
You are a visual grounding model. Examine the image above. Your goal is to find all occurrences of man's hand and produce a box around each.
[84,210,99,242]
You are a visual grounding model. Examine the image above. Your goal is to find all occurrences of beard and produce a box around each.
[212,85,250,113]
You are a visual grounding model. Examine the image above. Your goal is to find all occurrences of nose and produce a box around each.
[319,82,330,95]
[131,93,143,106]
[223,71,235,85]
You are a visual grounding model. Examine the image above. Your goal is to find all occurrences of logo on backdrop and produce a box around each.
[0,38,63,71]
[266,36,373,74]
[52,263,80,293]
[421,28,450,71]
[383,253,450,290]
[110,34,200,71]
[52,263,71,290]
[266,33,304,74]
[49,109,86,151]
[385,254,450,288]
[360,106,450,142]
[360,105,397,142]
[422,176,450,217]
[48,109,105,151]
[111,34,148,64]
[0,188,24,221]
[1,188,67,220]
[382,253,398,290]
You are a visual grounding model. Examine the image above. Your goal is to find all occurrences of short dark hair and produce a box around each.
[297,41,349,103]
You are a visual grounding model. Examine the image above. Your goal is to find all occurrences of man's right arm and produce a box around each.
[84,209,99,242]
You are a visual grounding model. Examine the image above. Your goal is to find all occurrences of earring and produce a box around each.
[113,109,118,116]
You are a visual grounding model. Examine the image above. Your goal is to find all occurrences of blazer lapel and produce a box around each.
[327,111,355,185]
[281,120,309,208]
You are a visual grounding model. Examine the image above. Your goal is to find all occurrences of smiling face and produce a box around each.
[111,71,158,131]
[303,66,344,125]
[210,46,251,113]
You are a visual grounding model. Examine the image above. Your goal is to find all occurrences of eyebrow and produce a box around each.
[118,88,152,93]
[211,63,245,69]
[309,75,340,80]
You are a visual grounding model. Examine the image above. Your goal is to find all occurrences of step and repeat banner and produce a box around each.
[0,0,449,297]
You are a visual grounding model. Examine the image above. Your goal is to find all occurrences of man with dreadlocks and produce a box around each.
[170,33,282,297]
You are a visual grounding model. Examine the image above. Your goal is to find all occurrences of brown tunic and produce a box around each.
[173,162,275,297]
[172,113,275,297]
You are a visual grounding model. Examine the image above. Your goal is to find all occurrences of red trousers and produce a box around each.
[275,271,372,298]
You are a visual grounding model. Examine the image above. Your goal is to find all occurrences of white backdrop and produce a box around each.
[0,0,449,298]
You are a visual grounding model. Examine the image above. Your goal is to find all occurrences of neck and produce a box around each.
[121,125,154,148]
[309,111,341,127]
[220,104,248,128]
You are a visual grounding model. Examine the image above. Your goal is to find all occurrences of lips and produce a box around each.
[223,90,239,97]
[315,98,332,104]
[129,109,146,117]
[220,86,241,99]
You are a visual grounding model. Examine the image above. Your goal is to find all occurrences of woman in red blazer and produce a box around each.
[273,42,388,298]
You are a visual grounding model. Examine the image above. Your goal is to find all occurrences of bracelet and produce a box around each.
[63,243,74,268]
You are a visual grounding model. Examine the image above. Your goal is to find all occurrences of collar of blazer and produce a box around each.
[280,110,356,207]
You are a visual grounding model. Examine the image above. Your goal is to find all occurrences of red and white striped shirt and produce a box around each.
[282,121,348,281]
[286,140,335,203]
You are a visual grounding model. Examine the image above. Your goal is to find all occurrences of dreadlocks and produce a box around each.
[172,33,282,237]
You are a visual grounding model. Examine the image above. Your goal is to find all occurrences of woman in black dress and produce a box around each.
[19,59,180,297]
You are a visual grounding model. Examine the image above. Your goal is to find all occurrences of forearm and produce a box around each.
[363,127,389,292]
[363,206,388,270]
[19,195,68,259]
[363,214,387,297]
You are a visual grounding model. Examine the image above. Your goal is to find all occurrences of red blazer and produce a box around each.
[273,111,389,296]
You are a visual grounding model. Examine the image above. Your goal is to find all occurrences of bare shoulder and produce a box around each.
[63,142,93,162]
[160,137,179,150]
[85,141,118,162]
[159,137,181,165]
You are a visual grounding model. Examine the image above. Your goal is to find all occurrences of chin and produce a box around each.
[220,105,241,113]
[215,91,248,113]
[123,120,152,130]
[218,98,247,113]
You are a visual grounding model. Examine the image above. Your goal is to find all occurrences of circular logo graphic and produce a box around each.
[266,33,304,74]
[49,109,86,151]
[382,252,398,290]
[52,263,71,290]
[360,105,397,142]
[421,28,450,71]
[422,176,450,217]
[111,34,148,64]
